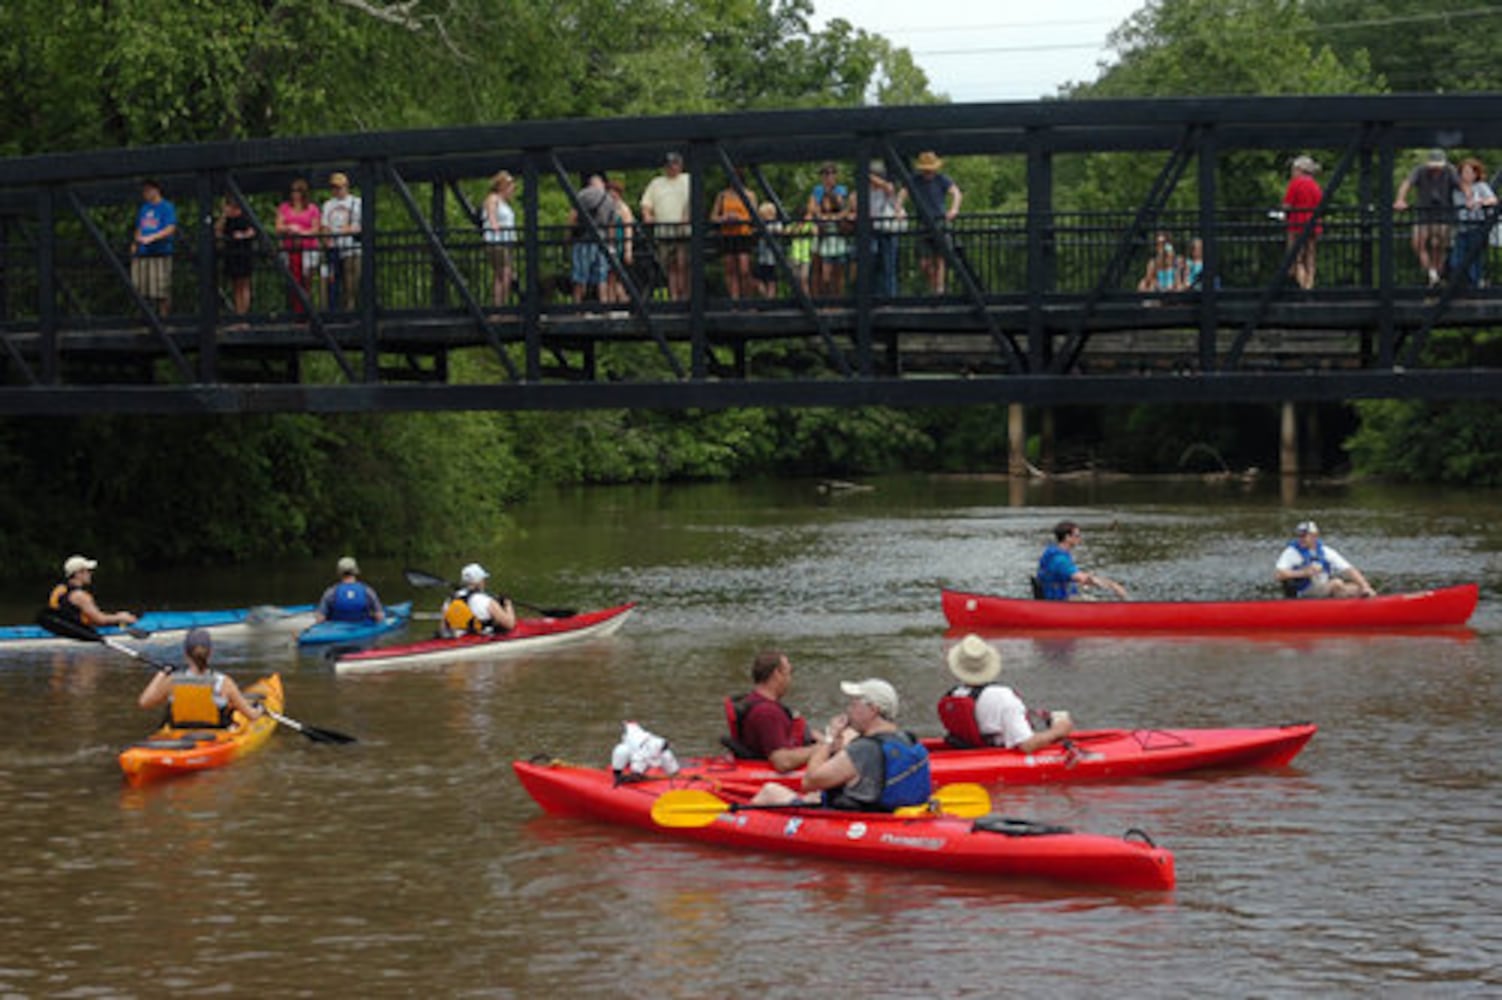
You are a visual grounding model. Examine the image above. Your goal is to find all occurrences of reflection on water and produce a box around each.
[1,476,1499,995]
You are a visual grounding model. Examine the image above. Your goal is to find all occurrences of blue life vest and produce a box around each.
[1037,544,1079,601]
[328,582,372,622]
[1285,539,1332,595]
[874,732,932,810]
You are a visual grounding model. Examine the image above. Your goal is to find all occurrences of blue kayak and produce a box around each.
[297,602,412,646]
[2,605,318,650]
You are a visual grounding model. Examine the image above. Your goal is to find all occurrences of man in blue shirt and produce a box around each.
[1037,520,1128,601]
[131,179,178,316]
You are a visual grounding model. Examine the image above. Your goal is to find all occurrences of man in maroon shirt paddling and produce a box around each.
[731,650,824,772]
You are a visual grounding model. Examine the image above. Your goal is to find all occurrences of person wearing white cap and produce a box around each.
[938,634,1073,752]
[314,556,385,624]
[44,555,138,631]
[138,627,262,727]
[1275,522,1376,598]
[439,562,516,637]
[749,676,931,811]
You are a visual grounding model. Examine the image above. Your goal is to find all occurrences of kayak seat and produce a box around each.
[1029,576,1045,600]
[719,735,761,760]
[131,738,206,750]
[973,814,1072,837]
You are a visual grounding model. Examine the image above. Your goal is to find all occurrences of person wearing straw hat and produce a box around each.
[44,555,138,631]
[938,634,1073,752]
[314,556,386,624]
[138,628,263,728]
[898,151,962,294]
[749,677,931,811]
[1274,521,1376,598]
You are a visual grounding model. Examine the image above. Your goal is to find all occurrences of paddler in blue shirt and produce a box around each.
[314,556,386,623]
[1036,521,1128,600]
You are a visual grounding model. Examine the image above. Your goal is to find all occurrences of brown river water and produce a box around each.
[1,476,1498,997]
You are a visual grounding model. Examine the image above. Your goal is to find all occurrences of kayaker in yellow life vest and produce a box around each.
[439,563,516,637]
[46,554,138,630]
[138,628,263,728]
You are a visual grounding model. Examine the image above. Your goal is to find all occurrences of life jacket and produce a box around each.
[721,692,809,759]
[1285,539,1332,595]
[170,671,231,728]
[937,683,992,749]
[824,731,931,811]
[46,582,86,625]
[1037,544,1078,601]
[442,588,484,635]
[328,581,371,622]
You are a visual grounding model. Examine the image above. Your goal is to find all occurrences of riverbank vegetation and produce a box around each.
[2,0,1498,572]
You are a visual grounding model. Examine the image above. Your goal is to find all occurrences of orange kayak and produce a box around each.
[117,674,282,786]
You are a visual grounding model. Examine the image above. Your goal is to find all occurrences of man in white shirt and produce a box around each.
[322,172,362,310]
[1275,520,1377,598]
[639,152,691,299]
[940,634,1073,752]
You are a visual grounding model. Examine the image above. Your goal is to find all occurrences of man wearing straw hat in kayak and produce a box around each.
[1275,521,1376,598]
[938,634,1074,752]
[749,677,931,811]
[44,555,138,632]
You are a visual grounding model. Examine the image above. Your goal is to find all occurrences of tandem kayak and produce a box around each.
[118,674,283,787]
[941,584,1479,631]
[296,602,413,646]
[513,760,1175,891]
[1,605,318,651]
[685,723,1317,790]
[333,602,636,672]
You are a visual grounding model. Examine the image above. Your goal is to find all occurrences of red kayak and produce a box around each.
[942,584,1478,631]
[689,724,1316,790]
[334,603,635,672]
[513,760,1175,891]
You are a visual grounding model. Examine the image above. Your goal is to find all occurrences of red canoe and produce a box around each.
[686,724,1316,789]
[942,584,1478,631]
[334,603,635,672]
[513,760,1175,891]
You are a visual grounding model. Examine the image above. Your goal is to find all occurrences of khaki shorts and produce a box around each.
[1412,222,1452,244]
[130,255,172,300]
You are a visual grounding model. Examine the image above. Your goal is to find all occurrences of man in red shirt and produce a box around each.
[733,650,823,772]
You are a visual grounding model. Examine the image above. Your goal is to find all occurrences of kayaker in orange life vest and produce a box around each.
[724,650,825,772]
[314,555,386,623]
[938,634,1074,752]
[439,563,516,637]
[137,628,263,727]
[45,555,138,630]
[749,677,931,811]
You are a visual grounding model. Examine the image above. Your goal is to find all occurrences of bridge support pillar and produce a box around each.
[1280,401,1299,479]
[1008,403,1027,477]
[1040,408,1055,474]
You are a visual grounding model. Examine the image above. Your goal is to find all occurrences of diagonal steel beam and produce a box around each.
[64,188,195,381]
[884,140,1026,373]
[386,165,519,380]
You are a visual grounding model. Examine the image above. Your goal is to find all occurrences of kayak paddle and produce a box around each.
[36,610,152,641]
[402,567,577,618]
[650,782,993,828]
[38,613,358,745]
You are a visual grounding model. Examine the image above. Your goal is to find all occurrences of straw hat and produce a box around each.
[946,634,1002,685]
[915,151,944,172]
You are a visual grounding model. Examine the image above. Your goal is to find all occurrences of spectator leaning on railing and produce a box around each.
[1394,149,1463,288]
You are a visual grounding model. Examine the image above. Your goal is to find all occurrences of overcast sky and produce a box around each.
[812,0,1147,103]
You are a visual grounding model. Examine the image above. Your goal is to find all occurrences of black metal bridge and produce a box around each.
[3,94,1502,416]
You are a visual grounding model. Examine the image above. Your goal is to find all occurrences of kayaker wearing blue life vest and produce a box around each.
[1037,521,1128,601]
[1274,521,1376,598]
[749,677,931,811]
[137,628,263,728]
[314,556,386,623]
[722,650,823,772]
[440,563,516,637]
[43,554,138,632]
[938,634,1073,752]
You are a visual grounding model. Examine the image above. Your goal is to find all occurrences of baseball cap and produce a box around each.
[460,562,490,586]
[840,678,899,719]
[1295,520,1319,535]
[184,628,213,654]
[63,555,98,576]
[336,556,360,576]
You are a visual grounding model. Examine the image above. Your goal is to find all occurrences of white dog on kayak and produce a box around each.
[611,721,679,783]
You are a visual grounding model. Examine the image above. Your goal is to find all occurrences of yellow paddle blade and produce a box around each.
[893,782,993,819]
[650,789,733,828]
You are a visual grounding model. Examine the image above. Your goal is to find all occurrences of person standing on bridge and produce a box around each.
[1449,157,1497,289]
[640,152,691,299]
[275,178,321,316]
[321,172,362,312]
[131,179,177,318]
[1282,155,1323,290]
[569,173,616,305]
[899,151,963,295]
[481,170,518,307]
[1394,149,1462,288]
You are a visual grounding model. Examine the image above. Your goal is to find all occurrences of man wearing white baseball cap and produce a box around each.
[44,555,138,631]
[749,676,930,811]
[1275,521,1376,598]
[938,634,1074,752]
[439,562,516,636]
